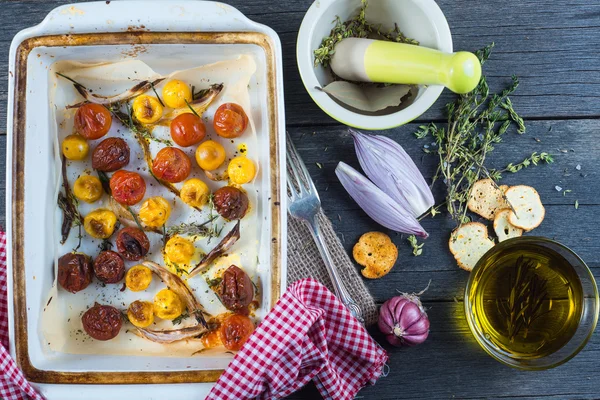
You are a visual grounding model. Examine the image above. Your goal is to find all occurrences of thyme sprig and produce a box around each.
[314,0,418,67]
[414,43,554,226]
[407,235,424,256]
[114,102,173,146]
[172,311,189,326]
[167,216,220,238]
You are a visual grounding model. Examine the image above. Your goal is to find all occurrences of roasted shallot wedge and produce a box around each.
[187,221,241,278]
[141,261,209,327]
[160,84,224,123]
[135,325,208,344]
[71,76,165,106]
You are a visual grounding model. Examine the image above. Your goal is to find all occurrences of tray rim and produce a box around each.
[10,30,284,385]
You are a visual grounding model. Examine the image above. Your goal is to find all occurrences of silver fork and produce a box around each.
[286,136,364,324]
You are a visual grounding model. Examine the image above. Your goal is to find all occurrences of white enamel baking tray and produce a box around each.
[6,1,286,397]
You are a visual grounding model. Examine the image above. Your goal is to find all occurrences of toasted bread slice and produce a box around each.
[493,208,524,242]
[467,179,509,220]
[353,232,398,279]
[449,222,495,271]
[505,185,545,231]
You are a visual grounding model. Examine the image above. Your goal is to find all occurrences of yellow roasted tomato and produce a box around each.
[164,236,195,264]
[83,209,117,239]
[73,175,103,203]
[125,265,153,292]
[138,196,171,228]
[227,156,256,185]
[180,178,210,208]
[61,134,89,161]
[195,140,226,171]
[153,288,184,320]
[132,95,163,124]
[162,80,192,109]
[127,300,155,328]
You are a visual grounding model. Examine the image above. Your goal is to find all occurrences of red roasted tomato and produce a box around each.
[75,103,112,140]
[219,314,255,351]
[170,113,206,147]
[109,170,146,205]
[152,147,192,183]
[213,103,248,139]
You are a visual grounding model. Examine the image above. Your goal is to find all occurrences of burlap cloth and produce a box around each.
[286,211,379,326]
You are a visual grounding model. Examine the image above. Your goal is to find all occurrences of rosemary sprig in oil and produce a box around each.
[497,256,549,342]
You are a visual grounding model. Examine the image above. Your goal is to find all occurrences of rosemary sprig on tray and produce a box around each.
[58,156,83,250]
[414,43,554,226]
[497,256,549,342]
[314,0,418,68]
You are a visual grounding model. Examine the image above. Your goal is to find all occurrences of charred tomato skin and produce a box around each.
[57,253,93,294]
[93,250,125,284]
[219,314,255,351]
[116,227,150,261]
[82,303,123,341]
[219,265,254,311]
[92,137,130,172]
[75,103,112,140]
[109,170,146,205]
[152,147,192,183]
[213,103,249,139]
[213,186,249,220]
[170,113,206,147]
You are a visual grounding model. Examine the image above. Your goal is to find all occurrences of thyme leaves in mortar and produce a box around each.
[314,0,417,68]
[414,43,554,226]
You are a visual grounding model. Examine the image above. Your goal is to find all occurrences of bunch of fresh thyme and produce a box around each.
[415,43,554,226]
[314,0,418,68]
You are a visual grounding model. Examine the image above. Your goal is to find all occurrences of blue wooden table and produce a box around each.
[1,1,599,398]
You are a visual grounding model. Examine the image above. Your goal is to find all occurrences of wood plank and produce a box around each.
[1,0,600,130]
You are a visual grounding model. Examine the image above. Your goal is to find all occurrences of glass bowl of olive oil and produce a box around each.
[464,237,599,370]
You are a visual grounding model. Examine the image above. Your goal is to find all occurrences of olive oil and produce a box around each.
[468,242,583,359]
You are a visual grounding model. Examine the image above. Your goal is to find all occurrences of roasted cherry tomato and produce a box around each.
[138,196,171,228]
[153,288,184,320]
[170,113,206,147]
[73,175,103,203]
[125,265,153,292]
[219,265,254,312]
[127,300,155,328]
[116,227,150,261]
[213,186,249,220]
[152,147,191,183]
[180,178,210,208]
[213,103,248,139]
[219,314,254,351]
[164,235,195,264]
[83,209,117,239]
[109,170,146,205]
[132,95,163,124]
[82,303,122,341]
[62,134,89,160]
[58,253,93,294]
[162,80,192,109]
[75,103,112,140]
[227,156,256,185]
[92,137,130,172]
[195,140,226,171]
[93,250,125,284]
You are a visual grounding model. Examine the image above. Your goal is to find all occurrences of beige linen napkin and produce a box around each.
[286,211,379,326]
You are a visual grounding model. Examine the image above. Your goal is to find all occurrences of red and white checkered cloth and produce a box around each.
[207,278,388,400]
[0,232,44,400]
